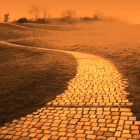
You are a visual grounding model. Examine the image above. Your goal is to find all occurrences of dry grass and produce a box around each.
[0,19,140,123]
[0,43,77,126]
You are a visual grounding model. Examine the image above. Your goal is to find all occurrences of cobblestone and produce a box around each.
[0,47,140,139]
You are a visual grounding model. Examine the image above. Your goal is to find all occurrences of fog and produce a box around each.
[0,0,140,24]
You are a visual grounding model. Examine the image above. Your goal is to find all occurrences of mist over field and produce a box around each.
[0,0,140,24]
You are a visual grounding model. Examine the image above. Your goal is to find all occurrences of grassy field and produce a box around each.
[0,43,77,126]
[0,19,140,124]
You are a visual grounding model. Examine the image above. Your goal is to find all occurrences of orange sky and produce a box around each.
[0,0,140,24]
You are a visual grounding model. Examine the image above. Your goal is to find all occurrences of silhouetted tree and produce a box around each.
[61,10,76,20]
[41,6,51,22]
[42,6,48,20]
[4,13,10,22]
[17,17,27,23]
[93,10,104,20]
[28,5,40,21]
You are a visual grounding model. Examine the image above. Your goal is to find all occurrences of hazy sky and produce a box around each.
[0,0,140,24]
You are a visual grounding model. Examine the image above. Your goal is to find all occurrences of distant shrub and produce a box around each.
[37,18,51,24]
[92,15,100,20]
[17,17,27,23]
[62,18,77,23]
[26,19,36,23]
[103,16,115,22]
[37,18,45,22]
[81,16,93,21]
[37,18,46,23]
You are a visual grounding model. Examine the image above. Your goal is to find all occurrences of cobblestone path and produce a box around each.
[0,42,140,140]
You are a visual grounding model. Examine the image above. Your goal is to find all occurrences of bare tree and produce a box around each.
[28,5,40,20]
[47,13,52,21]
[42,6,48,20]
[61,9,77,22]
[93,10,104,20]
[4,13,10,22]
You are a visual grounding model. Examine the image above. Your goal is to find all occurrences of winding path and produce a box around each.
[0,41,140,140]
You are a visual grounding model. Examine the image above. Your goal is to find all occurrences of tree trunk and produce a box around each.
[36,15,38,21]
